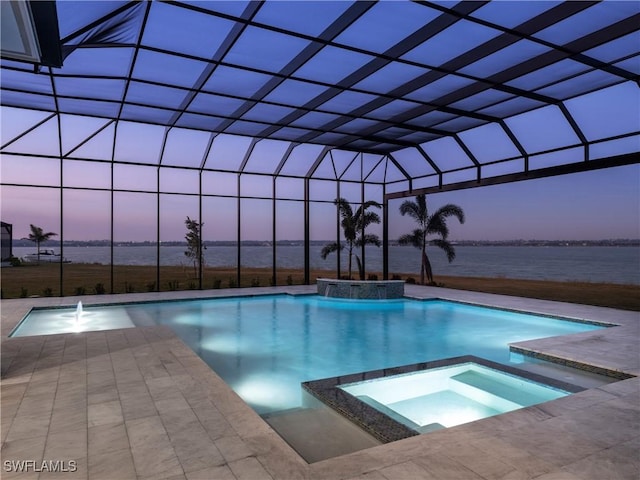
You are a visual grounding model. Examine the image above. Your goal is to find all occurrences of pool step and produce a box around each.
[356,395,446,434]
[263,406,380,463]
[385,389,501,428]
[449,370,555,408]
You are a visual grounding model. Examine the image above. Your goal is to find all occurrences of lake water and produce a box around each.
[12,245,640,285]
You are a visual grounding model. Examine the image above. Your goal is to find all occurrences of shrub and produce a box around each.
[42,287,53,297]
[146,282,156,292]
[286,274,293,286]
[75,286,86,296]
[391,274,402,280]
[20,287,28,298]
[9,256,22,267]
[251,278,261,287]
[367,273,378,281]
[167,280,179,291]
[405,277,416,284]
[125,282,136,293]
[188,281,197,290]
[94,283,106,295]
[228,277,237,288]
[212,278,222,289]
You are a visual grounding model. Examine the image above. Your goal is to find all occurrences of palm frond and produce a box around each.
[399,195,428,226]
[399,200,421,223]
[427,215,449,239]
[342,221,357,242]
[433,204,465,224]
[416,194,427,215]
[334,198,353,221]
[362,200,381,210]
[355,233,381,247]
[427,204,465,238]
[354,200,380,224]
[358,210,381,229]
[431,238,456,262]
[320,242,342,259]
[398,229,423,249]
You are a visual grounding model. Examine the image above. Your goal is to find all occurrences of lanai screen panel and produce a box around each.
[1,0,638,186]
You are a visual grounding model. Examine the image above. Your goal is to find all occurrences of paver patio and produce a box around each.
[1,285,638,479]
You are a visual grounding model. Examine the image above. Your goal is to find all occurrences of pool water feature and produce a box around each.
[11,304,136,336]
[13,294,609,461]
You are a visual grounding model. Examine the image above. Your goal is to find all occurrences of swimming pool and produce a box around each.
[15,294,603,416]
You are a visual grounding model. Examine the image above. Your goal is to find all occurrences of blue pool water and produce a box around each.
[16,295,602,415]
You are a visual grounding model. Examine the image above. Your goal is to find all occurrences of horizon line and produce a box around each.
[12,238,640,245]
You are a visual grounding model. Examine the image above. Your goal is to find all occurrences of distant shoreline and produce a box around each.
[11,239,640,248]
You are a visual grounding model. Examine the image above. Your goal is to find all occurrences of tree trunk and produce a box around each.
[420,242,426,285]
[356,255,364,280]
[422,250,434,284]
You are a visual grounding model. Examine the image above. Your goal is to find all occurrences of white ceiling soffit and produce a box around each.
[1,1,41,64]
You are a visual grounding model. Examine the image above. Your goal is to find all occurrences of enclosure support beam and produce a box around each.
[199,171,203,290]
[272,176,277,287]
[386,152,640,200]
[237,174,241,288]
[336,181,341,279]
[383,184,388,281]
[304,178,310,285]
[360,164,365,280]
[156,167,161,292]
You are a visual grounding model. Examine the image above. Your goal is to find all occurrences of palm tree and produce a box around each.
[321,198,381,279]
[398,194,465,285]
[27,224,58,263]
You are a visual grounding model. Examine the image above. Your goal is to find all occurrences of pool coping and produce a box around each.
[302,355,586,444]
[1,283,638,479]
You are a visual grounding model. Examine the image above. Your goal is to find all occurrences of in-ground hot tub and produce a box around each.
[317,278,405,299]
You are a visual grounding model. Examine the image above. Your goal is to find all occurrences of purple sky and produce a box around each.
[3,163,638,242]
[1,78,638,243]
[1,2,639,244]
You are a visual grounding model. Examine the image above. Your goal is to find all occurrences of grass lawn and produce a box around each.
[2,263,638,311]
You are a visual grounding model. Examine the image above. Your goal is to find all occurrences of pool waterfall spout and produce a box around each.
[325,284,336,298]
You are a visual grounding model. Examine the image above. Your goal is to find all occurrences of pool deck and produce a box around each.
[1,285,638,479]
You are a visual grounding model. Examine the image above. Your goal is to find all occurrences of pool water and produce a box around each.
[340,362,570,432]
[15,295,602,416]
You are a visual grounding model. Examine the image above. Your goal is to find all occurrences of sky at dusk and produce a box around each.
[2,91,638,243]
[1,2,638,244]
[406,163,640,242]
[2,163,638,242]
